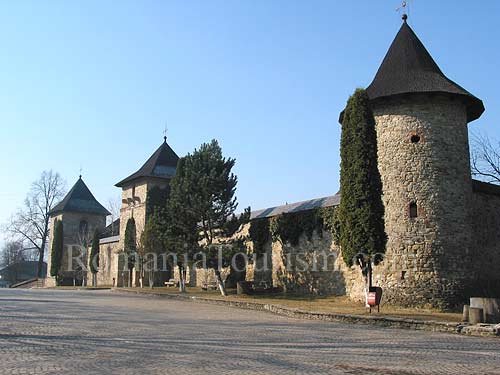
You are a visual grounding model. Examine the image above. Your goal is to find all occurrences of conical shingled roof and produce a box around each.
[115,138,179,187]
[49,177,110,216]
[366,20,484,122]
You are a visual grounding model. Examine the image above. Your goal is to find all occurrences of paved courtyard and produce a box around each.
[0,289,499,374]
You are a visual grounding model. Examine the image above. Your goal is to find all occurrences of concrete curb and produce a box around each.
[42,287,112,291]
[111,288,498,337]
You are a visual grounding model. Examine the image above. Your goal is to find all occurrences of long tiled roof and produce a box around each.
[100,235,120,245]
[100,218,120,238]
[49,177,110,216]
[250,193,340,220]
[250,179,500,221]
[472,179,500,196]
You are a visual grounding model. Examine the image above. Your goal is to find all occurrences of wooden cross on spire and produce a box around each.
[163,123,168,143]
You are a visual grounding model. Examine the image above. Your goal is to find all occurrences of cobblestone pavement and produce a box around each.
[0,289,499,375]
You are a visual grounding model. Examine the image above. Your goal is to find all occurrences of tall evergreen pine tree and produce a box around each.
[165,139,238,296]
[89,229,100,286]
[123,217,137,287]
[338,88,386,284]
[163,158,199,293]
[139,213,165,288]
[50,220,64,284]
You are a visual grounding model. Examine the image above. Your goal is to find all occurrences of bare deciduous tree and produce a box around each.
[73,225,93,287]
[1,241,26,268]
[106,196,121,235]
[0,241,38,282]
[5,170,66,278]
[471,133,500,184]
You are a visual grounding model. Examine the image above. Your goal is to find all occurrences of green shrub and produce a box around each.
[248,218,270,256]
[50,220,63,280]
[338,88,386,266]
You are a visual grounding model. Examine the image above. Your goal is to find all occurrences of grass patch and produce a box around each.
[47,286,112,290]
[119,286,462,323]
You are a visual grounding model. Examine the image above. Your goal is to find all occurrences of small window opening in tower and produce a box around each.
[401,270,407,280]
[410,134,420,143]
[409,202,418,218]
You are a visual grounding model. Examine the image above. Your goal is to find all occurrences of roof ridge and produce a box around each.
[250,193,340,220]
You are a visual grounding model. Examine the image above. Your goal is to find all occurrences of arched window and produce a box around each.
[409,202,418,218]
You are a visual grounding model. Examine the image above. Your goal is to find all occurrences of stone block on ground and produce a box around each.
[461,323,500,337]
[470,298,500,324]
[469,307,484,324]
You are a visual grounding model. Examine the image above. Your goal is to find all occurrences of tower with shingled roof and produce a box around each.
[46,176,110,286]
[114,137,179,286]
[361,14,484,308]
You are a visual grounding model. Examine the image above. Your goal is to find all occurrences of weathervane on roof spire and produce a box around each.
[79,166,83,179]
[396,1,409,22]
[163,123,168,143]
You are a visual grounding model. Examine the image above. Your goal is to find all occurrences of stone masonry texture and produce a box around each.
[371,95,474,309]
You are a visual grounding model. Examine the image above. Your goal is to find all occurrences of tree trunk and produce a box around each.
[139,260,144,288]
[364,262,373,308]
[214,269,227,296]
[149,270,154,289]
[128,269,133,288]
[37,244,45,279]
[139,266,143,288]
[37,220,49,278]
[368,262,373,289]
[178,265,186,293]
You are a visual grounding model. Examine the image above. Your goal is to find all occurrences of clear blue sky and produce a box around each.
[1,1,499,246]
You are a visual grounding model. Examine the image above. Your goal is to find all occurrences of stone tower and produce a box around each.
[114,137,179,286]
[365,17,484,308]
[46,176,110,286]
